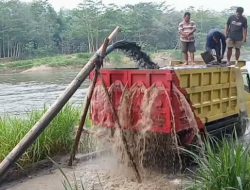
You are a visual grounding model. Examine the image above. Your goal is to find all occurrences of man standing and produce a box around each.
[225,7,248,65]
[178,12,196,65]
[206,29,226,63]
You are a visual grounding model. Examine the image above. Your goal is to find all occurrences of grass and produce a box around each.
[0,53,93,71]
[49,157,87,190]
[0,52,132,72]
[0,105,83,167]
[186,135,250,190]
[62,173,86,190]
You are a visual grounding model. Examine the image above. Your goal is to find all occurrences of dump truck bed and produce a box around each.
[90,66,243,144]
[174,66,239,123]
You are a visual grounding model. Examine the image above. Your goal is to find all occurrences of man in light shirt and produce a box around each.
[178,12,196,65]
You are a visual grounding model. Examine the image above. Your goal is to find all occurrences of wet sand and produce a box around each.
[1,153,186,190]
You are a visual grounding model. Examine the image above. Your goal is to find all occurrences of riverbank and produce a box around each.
[0,53,91,74]
[1,48,250,74]
[0,50,179,74]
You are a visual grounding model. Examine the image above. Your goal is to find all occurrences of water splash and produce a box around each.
[172,84,204,152]
[110,83,181,174]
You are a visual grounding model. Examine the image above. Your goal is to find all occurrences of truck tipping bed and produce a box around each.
[89,66,243,144]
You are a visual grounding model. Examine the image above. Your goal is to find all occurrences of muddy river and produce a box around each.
[0,69,89,116]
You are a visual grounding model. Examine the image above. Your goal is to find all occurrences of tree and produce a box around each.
[0,0,244,59]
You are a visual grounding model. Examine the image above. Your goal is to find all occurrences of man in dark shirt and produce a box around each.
[206,29,226,63]
[225,7,248,65]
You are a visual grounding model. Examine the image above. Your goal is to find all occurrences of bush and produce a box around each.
[186,136,250,190]
[0,105,81,166]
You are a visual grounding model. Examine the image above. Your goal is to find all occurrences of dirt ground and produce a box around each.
[1,153,187,190]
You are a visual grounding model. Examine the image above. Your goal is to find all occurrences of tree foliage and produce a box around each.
[0,0,248,59]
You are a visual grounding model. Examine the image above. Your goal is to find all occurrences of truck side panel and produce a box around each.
[90,70,174,134]
[175,67,239,123]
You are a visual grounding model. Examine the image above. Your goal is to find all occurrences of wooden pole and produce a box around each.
[100,77,142,183]
[0,27,121,181]
[68,38,110,166]
[68,69,98,166]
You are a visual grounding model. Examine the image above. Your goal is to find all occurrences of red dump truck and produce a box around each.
[89,62,249,145]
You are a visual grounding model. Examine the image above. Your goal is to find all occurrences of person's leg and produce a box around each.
[234,41,243,64]
[189,41,196,64]
[235,48,240,61]
[181,41,188,64]
[184,52,188,64]
[226,38,233,65]
[227,48,232,65]
[215,46,221,63]
[190,52,194,64]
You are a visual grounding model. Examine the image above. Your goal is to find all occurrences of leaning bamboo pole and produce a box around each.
[68,38,110,166]
[100,76,142,183]
[67,69,98,166]
[0,27,121,181]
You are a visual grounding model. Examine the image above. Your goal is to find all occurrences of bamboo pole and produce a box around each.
[67,69,98,167]
[0,27,121,181]
[68,38,110,166]
[100,77,142,183]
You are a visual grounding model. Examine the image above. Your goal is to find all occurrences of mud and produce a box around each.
[1,153,186,190]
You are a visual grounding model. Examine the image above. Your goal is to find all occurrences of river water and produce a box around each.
[0,69,89,116]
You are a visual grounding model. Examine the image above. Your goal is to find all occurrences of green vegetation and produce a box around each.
[0,105,83,167]
[62,174,85,190]
[49,158,87,190]
[0,0,249,60]
[0,52,129,71]
[187,137,250,190]
[0,0,249,69]
[0,50,185,71]
[0,53,92,71]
